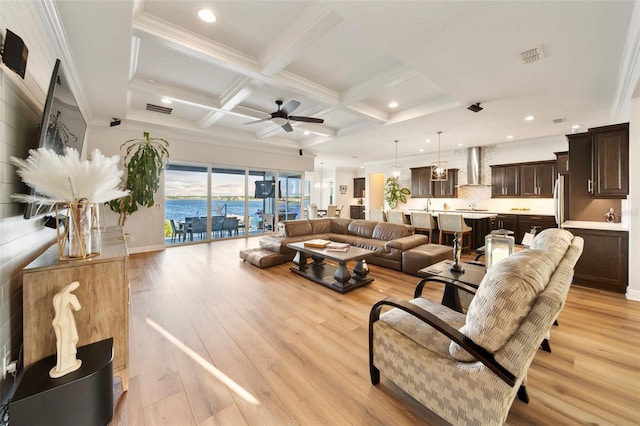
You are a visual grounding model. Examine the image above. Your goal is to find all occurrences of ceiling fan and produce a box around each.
[244,100,324,132]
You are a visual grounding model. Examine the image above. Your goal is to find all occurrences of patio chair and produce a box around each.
[169,219,186,243]
[190,217,207,240]
[223,217,239,237]
[211,215,225,238]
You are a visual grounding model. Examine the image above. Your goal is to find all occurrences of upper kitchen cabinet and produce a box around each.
[432,169,458,198]
[520,161,556,198]
[491,165,520,197]
[353,177,365,198]
[555,151,569,175]
[410,167,433,198]
[590,123,629,198]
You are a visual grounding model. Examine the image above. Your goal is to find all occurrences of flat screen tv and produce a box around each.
[254,180,281,199]
[23,59,87,219]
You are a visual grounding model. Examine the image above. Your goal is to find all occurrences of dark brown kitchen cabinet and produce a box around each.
[590,123,629,198]
[516,215,556,242]
[564,227,628,293]
[410,167,433,198]
[555,151,569,175]
[520,161,556,198]
[353,177,365,198]
[350,205,365,219]
[491,165,520,197]
[493,214,518,233]
[432,169,458,198]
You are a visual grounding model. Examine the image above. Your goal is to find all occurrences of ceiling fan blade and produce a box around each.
[281,100,301,116]
[289,116,324,124]
[243,118,270,125]
[281,122,294,132]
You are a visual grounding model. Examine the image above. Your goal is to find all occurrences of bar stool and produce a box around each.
[438,213,473,253]
[410,212,437,243]
[370,210,386,222]
[386,211,407,224]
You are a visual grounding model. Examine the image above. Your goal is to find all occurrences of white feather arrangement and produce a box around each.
[10,147,129,205]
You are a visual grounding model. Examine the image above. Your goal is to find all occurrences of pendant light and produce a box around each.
[391,139,401,177]
[431,131,448,181]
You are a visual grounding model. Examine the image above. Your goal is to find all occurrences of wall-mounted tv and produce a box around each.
[23,59,87,219]
[254,180,281,199]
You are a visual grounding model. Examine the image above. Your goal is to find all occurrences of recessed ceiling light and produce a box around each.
[457,143,464,147]
[425,138,431,143]
[161,98,172,104]
[360,165,365,169]
[388,101,398,108]
[419,148,424,153]
[571,124,581,130]
[525,115,535,121]
[198,9,216,23]
[304,131,310,135]
[506,135,514,139]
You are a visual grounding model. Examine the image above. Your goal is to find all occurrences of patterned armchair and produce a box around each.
[369,229,583,425]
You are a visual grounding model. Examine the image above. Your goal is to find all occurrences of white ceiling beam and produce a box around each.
[258,4,343,76]
[198,77,265,128]
[340,65,420,106]
[345,101,388,123]
[385,98,461,126]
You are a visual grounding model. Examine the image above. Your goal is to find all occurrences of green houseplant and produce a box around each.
[109,132,169,226]
[384,176,410,209]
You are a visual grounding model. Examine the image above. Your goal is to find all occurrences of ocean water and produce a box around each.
[165,199,301,221]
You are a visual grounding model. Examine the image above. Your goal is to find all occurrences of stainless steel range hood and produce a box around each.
[465,146,482,185]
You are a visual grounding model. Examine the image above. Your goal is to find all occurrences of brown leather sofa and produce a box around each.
[257,218,430,272]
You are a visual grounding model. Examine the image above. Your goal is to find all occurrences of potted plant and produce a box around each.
[384,176,410,209]
[109,132,169,226]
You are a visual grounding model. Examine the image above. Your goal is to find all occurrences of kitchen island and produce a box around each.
[407,209,497,250]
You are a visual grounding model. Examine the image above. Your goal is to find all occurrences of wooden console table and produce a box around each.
[22,227,130,391]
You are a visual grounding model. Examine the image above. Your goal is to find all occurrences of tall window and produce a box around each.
[164,165,208,244]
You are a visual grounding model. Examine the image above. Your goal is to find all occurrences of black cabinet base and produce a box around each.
[10,338,114,426]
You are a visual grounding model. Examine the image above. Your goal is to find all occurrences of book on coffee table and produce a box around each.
[304,239,331,248]
[326,242,350,252]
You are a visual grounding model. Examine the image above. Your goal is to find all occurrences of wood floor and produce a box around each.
[111,238,640,425]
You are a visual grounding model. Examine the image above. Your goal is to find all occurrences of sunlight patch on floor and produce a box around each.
[146,317,261,405]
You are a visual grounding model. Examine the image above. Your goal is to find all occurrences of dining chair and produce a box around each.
[307,205,318,219]
[370,210,386,222]
[169,219,186,243]
[386,211,407,225]
[211,215,225,238]
[327,205,337,218]
[410,212,437,243]
[438,213,472,253]
[336,205,344,218]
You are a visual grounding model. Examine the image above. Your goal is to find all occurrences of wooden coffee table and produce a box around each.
[416,260,486,312]
[286,242,375,293]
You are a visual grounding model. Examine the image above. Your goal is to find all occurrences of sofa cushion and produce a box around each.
[372,222,413,241]
[310,218,332,234]
[347,220,377,238]
[449,249,555,361]
[330,218,353,234]
[280,219,313,237]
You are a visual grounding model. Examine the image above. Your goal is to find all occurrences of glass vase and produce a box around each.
[57,202,99,259]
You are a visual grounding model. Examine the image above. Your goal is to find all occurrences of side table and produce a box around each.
[9,338,114,426]
[416,260,486,312]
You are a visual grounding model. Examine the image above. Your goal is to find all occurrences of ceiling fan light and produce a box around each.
[272,117,288,126]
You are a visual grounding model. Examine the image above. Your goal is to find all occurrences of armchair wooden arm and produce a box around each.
[369,296,516,388]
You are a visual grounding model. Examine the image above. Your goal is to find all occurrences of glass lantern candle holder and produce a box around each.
[485,233,515,270]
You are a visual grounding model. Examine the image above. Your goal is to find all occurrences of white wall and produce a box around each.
[0,1,60,403]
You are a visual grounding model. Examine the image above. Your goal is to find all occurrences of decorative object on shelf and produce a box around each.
[49,281,82,378]
[384,176,410,209]
[485,231,515,270]
[108,131,170,226]
[391,139,402,177]
[431,131,448,181]
[604,208,618,223]
[10,148,129,259]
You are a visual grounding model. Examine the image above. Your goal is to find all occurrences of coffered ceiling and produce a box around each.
[53,0,638,169]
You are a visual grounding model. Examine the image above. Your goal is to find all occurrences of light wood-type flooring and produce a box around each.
[111,238,640,425]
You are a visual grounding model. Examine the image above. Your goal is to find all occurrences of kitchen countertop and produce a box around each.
[406,209,497,219]
[561,220,628,232]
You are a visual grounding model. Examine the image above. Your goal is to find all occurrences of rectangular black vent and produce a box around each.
[146,103,173,114]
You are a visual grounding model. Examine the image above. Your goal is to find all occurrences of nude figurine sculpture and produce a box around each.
[49,281,82,378]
